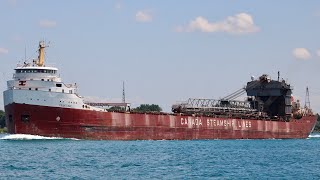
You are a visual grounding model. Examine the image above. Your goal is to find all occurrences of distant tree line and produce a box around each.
[132,104,162,113]
[107,106,125,112]
[0,110,5,128]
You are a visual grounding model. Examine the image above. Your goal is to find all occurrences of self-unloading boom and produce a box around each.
[172,98,262,118]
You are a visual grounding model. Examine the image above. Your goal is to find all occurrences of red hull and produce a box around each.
[5,103,317,140]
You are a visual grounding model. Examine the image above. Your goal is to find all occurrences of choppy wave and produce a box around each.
[308,134,320,138]
[0,134,79,140]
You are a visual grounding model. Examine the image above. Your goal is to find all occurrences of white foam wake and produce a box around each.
[0,134,78,140]
[309,134,320,138]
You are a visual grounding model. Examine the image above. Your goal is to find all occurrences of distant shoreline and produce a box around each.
[0,128,7,134]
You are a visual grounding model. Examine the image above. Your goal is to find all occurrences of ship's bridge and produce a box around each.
[14,65,61,82]
[6,41,80,103]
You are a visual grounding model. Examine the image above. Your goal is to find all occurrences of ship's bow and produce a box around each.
[3,90,15,133]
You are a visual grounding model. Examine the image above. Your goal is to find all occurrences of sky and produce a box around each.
[1,0,320,112]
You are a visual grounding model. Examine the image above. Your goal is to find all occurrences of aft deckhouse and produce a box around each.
[4,41,102,111]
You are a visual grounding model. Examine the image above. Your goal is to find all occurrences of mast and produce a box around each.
[24,45,27,62]
[305,86,311,109]
[122,81,126,103]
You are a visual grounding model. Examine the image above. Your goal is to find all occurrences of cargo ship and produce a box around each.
[3,42,317,140]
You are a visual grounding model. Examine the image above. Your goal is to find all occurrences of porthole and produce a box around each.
[21,115,30,123]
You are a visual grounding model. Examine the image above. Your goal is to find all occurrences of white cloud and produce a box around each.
[39,20,57,28]
[0,48,9,55]
[135,10,153,22]
[292,48,311,60]
[176,13,259,34]
[317,49,320,57]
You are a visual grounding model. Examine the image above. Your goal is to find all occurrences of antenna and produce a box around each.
[305,86,310,109]
[122,81,126,103]
[24,45,27,62]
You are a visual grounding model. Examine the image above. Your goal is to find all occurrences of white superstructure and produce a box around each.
[3,41,104,111]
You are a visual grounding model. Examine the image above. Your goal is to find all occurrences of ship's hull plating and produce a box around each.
[5,103,317,140]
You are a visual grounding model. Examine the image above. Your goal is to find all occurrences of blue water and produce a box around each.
[0,134,320,179]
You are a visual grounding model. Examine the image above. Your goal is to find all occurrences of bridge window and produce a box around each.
[15,69,57,74]
[56,84,62,87]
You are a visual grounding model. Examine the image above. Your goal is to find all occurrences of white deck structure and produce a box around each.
[3,41,113,111]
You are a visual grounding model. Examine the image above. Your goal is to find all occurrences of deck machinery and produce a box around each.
[172,74,296,120]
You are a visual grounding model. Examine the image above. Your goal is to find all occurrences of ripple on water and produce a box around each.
[0,133,319,179]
